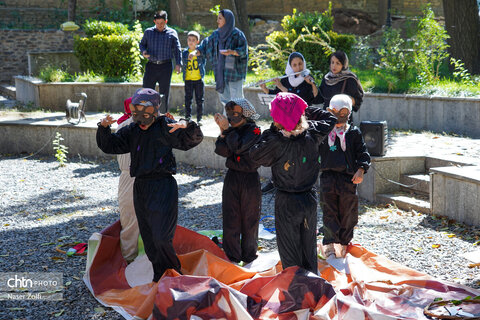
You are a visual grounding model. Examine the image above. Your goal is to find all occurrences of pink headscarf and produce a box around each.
[117,97,132,124]
[269,92,308,131]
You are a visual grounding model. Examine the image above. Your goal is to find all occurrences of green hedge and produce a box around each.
[74,21,142,78]
[83,20,130,37]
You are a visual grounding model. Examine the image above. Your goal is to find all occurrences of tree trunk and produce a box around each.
[68,0,76,22]
[442,0,480,74]
[230,0,251,44]
[169,0,186,28]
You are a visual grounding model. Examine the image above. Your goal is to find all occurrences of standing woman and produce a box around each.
[260,52,319,106]
[190,9,248,105]
[317,51,364,123]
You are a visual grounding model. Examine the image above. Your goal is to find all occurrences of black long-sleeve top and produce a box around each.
[249,111,337,192]
[96,116,203,178]
[318,126,370,175]
[317,77,363,111]
[214,121,262,173]
[268,77,320,106]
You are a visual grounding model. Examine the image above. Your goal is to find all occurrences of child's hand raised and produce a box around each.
[352,168,365,184]
[214,113,229,132]
[167,120,187,133]
[100,114,116,127]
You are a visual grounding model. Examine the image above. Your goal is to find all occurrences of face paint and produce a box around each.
[226,110,243,125]
[131,105,156,127]
[328,107,350,124]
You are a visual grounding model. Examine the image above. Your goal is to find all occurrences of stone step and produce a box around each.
[377,193,430,213]
[400,173,430,195]
[0,83,16,99]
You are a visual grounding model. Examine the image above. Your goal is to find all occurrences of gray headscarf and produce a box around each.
[232,98,259,120]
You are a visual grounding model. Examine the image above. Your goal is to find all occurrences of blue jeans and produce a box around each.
[218,80,244,106]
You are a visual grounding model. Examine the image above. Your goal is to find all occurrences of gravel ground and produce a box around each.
[0,153,479,320]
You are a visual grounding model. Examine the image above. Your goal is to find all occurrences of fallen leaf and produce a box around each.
[446,234,456,238]
[51,257,65,261]
[432,244,441,248]
[54,309,64,317]
[3,223,10,226]
[380,216,389,219]
[18,259,24,266]
[412,247,422,252]
[94,307,106,315]
[432,136,439,139]
[41,242,55,246]
[65,281,72,287]
[8,307,25,311]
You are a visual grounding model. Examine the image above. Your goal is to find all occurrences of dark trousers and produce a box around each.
[222,169,261,264]
[320,171,358,245]
[275,188,318,274]
[184,79,204,121]
[143,61,173,113]
[133,175,181,282]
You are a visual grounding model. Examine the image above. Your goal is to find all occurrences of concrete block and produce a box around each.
[399,157,425,174]
[430,166,480,226]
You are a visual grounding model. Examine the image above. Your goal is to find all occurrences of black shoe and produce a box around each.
[261,181,275,194]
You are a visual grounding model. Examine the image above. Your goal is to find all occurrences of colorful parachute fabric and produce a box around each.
[84,221,480,320]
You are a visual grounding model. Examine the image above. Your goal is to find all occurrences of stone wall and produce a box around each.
[0,0,124,29]
[0,29,83,83]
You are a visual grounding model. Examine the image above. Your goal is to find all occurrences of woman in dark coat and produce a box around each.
[317,51,364,123]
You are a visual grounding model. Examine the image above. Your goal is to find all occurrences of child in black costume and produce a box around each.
[250,92,336,273]
[214,98,262,264]
[96,88,203,282]
[319,94,370,259]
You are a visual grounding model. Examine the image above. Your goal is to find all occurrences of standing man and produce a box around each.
[139,10,182,113]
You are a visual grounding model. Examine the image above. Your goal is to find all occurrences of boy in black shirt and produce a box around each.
[214,98,262,264]
[319,94,370,259]
[96,88,203,281]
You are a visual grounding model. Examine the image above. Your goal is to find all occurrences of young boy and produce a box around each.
[319,94,370,259]
[214,98,262,265]
[182,31,205,124]
[250,92,337,273]
[96,88,203,282]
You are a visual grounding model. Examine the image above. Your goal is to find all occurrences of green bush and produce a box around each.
[249,6,355,79]
[82,20,130,37]
[74,20,143,78]
[412,5,450,84]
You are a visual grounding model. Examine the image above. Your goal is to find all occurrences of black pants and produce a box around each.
[275,188,318,274]
[143,61,172,113]
[133,175,181,282]
[222,169,261,264]
[320,171,358,245]
[184,80,204,121]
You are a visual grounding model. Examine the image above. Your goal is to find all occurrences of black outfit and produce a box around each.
[184,80,204,122]
[250,112,336,273]
[143,61,173,113]
[318,77,364,123]
[215,121,262,263]
[96,117,203,281]
[318,126,370,246]
[268,77,320,106]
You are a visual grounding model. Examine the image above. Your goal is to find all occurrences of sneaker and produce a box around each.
[261,181,275,194]
[197,120,203,126]
[323,243,335,258]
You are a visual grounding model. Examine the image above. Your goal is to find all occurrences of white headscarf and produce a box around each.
[285,52,310,88]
